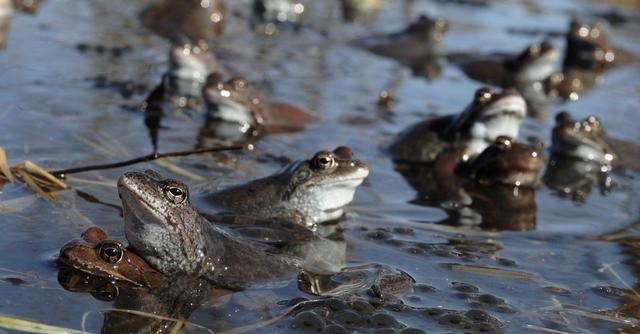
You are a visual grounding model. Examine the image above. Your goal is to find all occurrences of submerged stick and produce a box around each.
[49,145,244,179]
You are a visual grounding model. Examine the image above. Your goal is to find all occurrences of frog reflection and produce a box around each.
[398,136,544,231]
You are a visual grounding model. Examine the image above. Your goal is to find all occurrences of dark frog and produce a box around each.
[355,15,448,78]
[58,227,164,287]
[389,87,526,164]
[458,135,545,187]
[551,112,616,167]
[449,39,560,88]
[203,146,369,227]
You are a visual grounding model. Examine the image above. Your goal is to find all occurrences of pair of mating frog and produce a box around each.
[60,146,375,291]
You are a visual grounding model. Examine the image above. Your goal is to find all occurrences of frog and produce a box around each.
[556,19,639,100]
[457,135,545,187]
[551,111,617,167]
[546,111,640,199]
[140,0,225,46]
[118,170,299,290]
[58,227,164,288]
[355,14,448,78]
[389,87,527,164]
[202,73,319,137]
[202,146,369,227]
[448,39,561,88]
[357,14,448,63]
[399,136,544,231]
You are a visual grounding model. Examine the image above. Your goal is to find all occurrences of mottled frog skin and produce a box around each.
[204,146,369,227]
[119,170,298,290]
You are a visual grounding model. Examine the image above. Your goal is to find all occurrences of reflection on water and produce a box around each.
[0,0,640,333]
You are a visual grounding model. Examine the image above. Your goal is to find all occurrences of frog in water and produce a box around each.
[448,40,560,88]
[165,41,222,99]
[400,136,544,230]
[457,135,545,187]
[0,0,12,49]
[119,170,299,290]
[202,73,318,136]
[551,111,616,167]
[556,19,638,100]
[59,227,164,287]
[355,15,448,78]
[202,146,369,227]
[389,87,527,164]
[357,15,448,63]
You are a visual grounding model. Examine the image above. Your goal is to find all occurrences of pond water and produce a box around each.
[0,0,639,333]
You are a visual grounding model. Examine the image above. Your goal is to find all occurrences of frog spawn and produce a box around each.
[283,296,503,333]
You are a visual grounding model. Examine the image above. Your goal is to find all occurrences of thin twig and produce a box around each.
[49,145,244,179]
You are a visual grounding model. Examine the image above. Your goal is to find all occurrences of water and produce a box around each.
[0,0,639,333]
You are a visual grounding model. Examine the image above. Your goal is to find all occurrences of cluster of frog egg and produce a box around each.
[282,296,503,333]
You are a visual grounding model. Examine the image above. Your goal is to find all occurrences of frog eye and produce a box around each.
[474,87,494,104]
[97,241,124,264]
[230,77,246,89]
[163,184,188,204]
[311,151,337,170]
[495,136,512,150]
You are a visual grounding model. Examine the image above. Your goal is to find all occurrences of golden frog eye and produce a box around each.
[230,77,247,90]
[312,151,337,170]
[495,136,512,151]
[97,241,124,264]
[164,184,188,204]
[474,87,494,104]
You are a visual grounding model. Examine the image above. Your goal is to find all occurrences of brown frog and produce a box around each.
[59,227,164,287]
[556,19,639,100]
[202,74,319,136]
[457,135,545,187]
[389,87,527,164]
[448,40,561,88]
[399,136,544,231]
[551,111,617,167]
